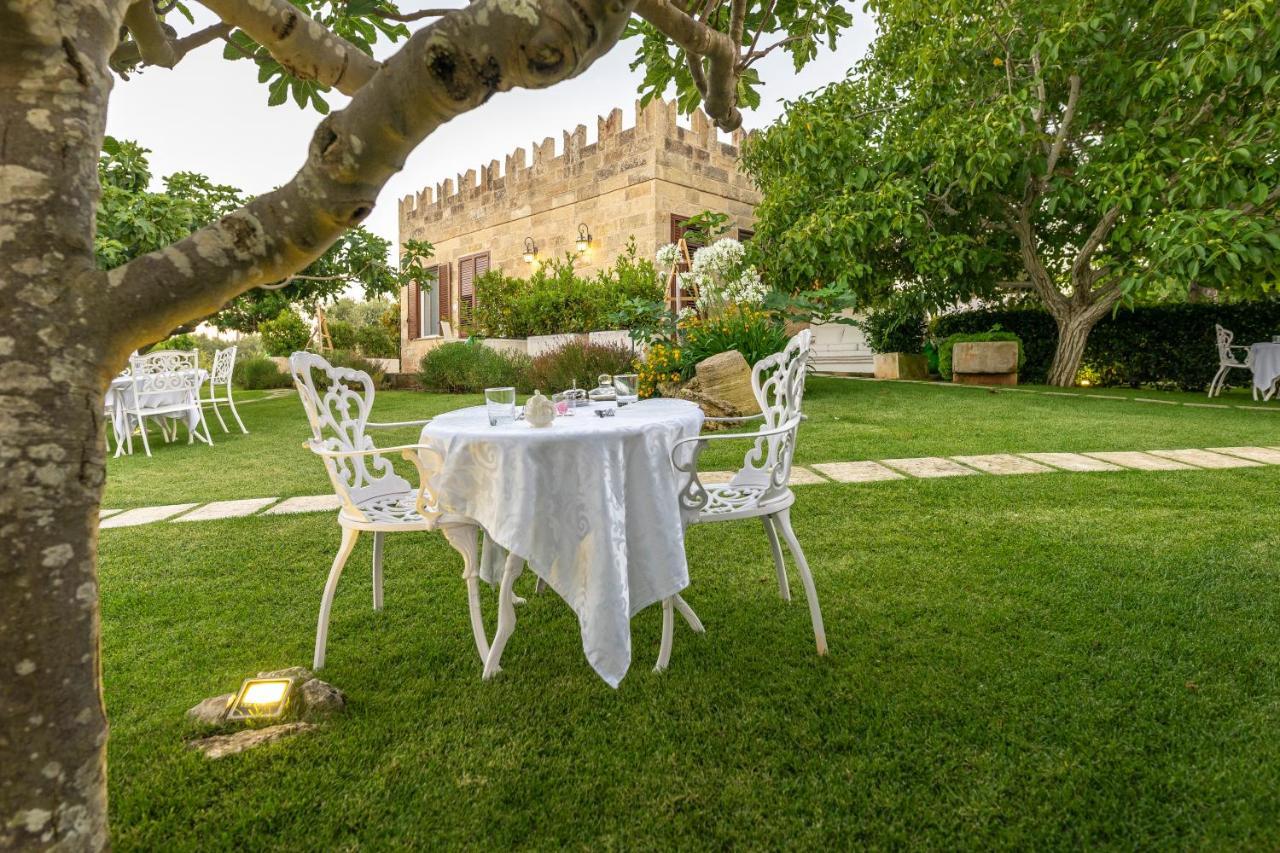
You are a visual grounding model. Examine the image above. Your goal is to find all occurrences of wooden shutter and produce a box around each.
[406,281,420,339]
[438,264,452,325]
[457,252,489,331]
[738,227,755,242]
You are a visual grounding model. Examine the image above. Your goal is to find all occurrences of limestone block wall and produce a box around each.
[398,99,761,368]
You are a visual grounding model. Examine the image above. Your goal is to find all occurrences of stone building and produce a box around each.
[397,98,761,365]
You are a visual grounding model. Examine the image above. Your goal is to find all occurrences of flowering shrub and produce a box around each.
[655,238,767,317]
[637,341,683,398]
[637,306,787,397]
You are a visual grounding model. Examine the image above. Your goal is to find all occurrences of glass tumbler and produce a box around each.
[613,373,639,406]
[485,386,516,425]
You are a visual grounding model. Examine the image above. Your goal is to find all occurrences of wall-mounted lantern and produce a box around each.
[574,223,592,254]
[522,236,538,264]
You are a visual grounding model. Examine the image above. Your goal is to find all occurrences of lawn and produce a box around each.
[98,380,1280,848]
[103,377,1279,509]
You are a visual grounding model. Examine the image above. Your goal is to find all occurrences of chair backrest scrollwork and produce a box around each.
[1215,324,1234,363]
[128,350,203,403]
[288,351,411,517]
[731,329,812,499]
[210,346,237,387]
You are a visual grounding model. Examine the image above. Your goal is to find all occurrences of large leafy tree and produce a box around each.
[744,0,1280,385]
[96,137,405,335]
[0,0,849,847]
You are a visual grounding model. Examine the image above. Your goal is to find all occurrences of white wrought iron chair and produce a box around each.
[1208,324,1255,399]
[290,352,495,671]
[201,345,249,434]
[121,350,214,457]
[663,329,826,670]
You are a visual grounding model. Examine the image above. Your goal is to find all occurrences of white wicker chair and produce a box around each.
[1209,324,1255,399]
[663,329,826,670]
[202,345,248,433]
[289,351,489,670]
[121,350,213,457]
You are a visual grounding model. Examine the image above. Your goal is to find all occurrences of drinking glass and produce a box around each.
[485,386,516,425]
[613,373,639,406]
[552,391,574,417]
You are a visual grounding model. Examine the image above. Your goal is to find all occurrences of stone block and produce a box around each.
[1147,449,1263,469]
[693,350,759,416]
[873,353,929,381]
[880,457,978,478]
[813,461,905,483]
[952,341,1018,385]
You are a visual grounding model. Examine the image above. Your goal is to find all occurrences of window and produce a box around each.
[418,266,440,337]
[457,251,490,331]
[406,264,449,339]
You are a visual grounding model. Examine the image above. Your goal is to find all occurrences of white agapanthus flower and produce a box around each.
[655,242,681,270]
[687,238,768,313]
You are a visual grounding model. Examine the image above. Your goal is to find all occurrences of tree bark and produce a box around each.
[0,3,126,850]
[1046,312,1097,386]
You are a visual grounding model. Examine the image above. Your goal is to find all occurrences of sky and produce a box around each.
[104,3,874,259]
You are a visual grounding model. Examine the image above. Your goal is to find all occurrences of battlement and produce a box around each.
[398,98,748,223]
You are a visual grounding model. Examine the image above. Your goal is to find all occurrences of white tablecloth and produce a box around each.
[108,370,207,437]
[1250,343,1280,398]
[421,398,705,686]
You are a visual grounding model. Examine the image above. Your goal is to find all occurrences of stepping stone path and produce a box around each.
[951,454,1053,475]
[880,457,977,478]
[99,445,1280,529]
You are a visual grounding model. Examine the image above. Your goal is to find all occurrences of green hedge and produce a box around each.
[937,330,1024,380]
[931,301,1280,390]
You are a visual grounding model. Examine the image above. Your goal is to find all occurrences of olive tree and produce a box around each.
[0,0,849,847]
[744,0,1280,385]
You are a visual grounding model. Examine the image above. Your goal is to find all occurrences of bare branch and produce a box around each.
[743,0,778,58]
[122,0,177,68]
[374,5,457,23]
[1043,73,1080,184]
[103,0,637,350]
[743,33,804,67]
[197,0,382,95]
[636,0,741,130]
[1239,184,1280,216]
[1070,205,1121,294]
[111,21,232,72]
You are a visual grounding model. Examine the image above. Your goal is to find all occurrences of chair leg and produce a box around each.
[1208,366,1225,398]
[655,597,675,672]
[371,531,385,611]
[137,415,152,457]
[762,515,791,602]
[483,552,524,679]
[123,414,134,457]
[227,391,249,433]
[773,509,828,656]
[314,527,360,670]
[209,398,230,433]
[442,524,489,663]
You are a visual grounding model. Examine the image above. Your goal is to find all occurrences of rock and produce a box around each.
[255,666,314,685]
[951,341,1018,386]
[693,351,759,415]
[299,679,346,717]
[188,723,317,759]
[186,693,234,726]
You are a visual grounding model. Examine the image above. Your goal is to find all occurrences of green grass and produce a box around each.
[100,467,1280,849]
[103,378,1280,509]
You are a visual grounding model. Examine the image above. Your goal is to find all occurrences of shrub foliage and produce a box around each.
[418,341,529,394]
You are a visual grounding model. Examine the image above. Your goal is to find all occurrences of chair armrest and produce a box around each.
[703,413,764,425]
[669,418,801,517]
[366,419,433,429]
[670,418,800,456]
[303,440,446,522]
[303,440,436,459]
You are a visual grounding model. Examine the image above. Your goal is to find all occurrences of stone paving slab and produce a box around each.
[101,503,199,529]
[174,498,279,522]
[695,471,735,484]
[1147,449,1263,469]
[813,461,905,483]
[262,495,341,515]
[951,454,1054,475]
[1021,452,1123,472]
[1134,397,1178,405]
[1184,403,1231,409]
[1084,451,1196,471]
[788,466,828,485]
[1208,446,1280,464]
[100,509,121,519]
[880,457,978,478]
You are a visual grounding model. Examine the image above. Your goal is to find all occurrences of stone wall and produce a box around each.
[397,98,761,369]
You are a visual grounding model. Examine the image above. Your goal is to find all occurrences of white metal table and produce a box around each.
[421,398,704,686]
[1249,342,1280,400]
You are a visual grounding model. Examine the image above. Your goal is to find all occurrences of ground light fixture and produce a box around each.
[523,236,538,264]
[225,677,294,722]
[575,223,592,253]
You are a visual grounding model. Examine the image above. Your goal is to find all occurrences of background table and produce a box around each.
[1249,342,1280,399]
[108,370,208,439]
[421,398,704,686]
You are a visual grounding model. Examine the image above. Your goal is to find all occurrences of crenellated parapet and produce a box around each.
[398,98,752,228]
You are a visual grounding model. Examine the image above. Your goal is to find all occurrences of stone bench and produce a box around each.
[951,341,1018,386]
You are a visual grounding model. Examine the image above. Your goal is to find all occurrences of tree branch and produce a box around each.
[197,0,382,95]
[111,21,233,72]
[122,0,177,68]
[743,0,777,58]
[728,0,746,45]
[1070,205,1121,296]
[102,0,637,352]
[636,0,741,130]
[375,5,457,23]
[1042,73,1080,185]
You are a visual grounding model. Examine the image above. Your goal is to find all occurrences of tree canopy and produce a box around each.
[744,0,1280,384]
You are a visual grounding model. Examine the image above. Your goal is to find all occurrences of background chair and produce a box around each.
[1209,324,1254,398]
[664,329,826,670]
[289,351,483,670]
[122,349,213,457]
[202,345,248,434]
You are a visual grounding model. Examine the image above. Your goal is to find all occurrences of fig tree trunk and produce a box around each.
[1,3,121,849]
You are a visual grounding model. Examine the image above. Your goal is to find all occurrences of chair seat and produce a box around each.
[341,490,432,528]
[693,482,795,522]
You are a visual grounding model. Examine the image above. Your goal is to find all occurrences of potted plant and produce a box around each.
[861,304,929,380]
